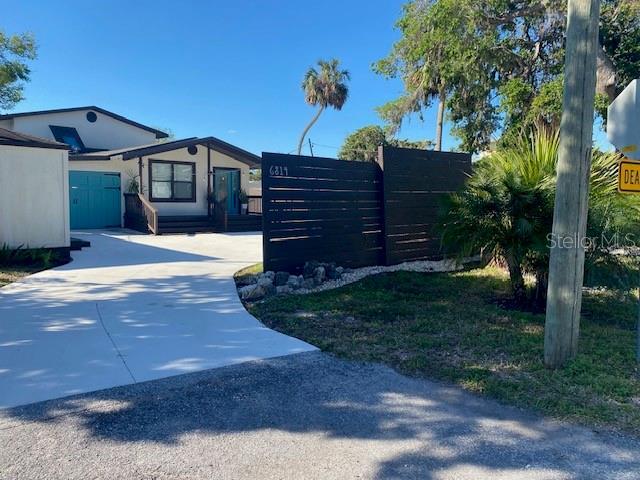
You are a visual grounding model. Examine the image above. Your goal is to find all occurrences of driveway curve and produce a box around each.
[0,230,315,408]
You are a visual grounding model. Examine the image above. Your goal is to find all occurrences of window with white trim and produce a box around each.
[149,160,196,202]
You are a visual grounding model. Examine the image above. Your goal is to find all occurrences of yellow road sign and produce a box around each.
[618,160,640,193]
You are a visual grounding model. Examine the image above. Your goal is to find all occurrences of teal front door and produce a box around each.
[69,171,121,229]
[214,169,240,214]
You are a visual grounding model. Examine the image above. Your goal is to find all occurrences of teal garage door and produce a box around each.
[69,171,121,229]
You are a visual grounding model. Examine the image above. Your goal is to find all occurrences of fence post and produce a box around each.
[376,145,389,266]
[261,153,270,272]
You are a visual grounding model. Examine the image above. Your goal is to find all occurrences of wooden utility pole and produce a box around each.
[544,0,601,368]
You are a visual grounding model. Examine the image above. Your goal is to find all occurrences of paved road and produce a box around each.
[1,351,638,480]
[0,230,314,408]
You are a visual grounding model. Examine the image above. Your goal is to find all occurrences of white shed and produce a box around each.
[0,128,71,252]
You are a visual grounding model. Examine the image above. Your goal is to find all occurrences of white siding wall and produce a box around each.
[69,145,251,223]
[0,109,159,150]
[0,145,70,249]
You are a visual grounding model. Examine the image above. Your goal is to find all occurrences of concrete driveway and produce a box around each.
[0,230,315,408]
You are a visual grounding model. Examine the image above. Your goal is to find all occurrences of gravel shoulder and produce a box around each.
[1,351,639,480]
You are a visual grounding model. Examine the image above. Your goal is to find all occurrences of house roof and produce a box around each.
[68,138,198,160]
[0,127,70,150]
[70,136,261,168]
[0,106,169,139]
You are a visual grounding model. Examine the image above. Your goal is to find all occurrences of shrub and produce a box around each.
[0,244,65,268]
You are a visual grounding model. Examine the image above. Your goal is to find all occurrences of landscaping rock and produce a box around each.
[336,266,344,276]
[326,263,340,280]
[287,275,302,289]
[239,284,265,301]
[274,271,290,286]
[301,278,315,289]
[264,270,275,280]
[264,283,276,296]
[276,285,292,295]
[235,275,257,287]
[313,266,326,285]
[303,261,321,279]
[257,277,276,296]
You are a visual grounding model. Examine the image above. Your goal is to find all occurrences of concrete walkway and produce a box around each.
[0,230,315,408]
[1,352,638,480]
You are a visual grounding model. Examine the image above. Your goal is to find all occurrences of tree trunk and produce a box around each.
[435,85,446,151]
[506,255,526,304]
[297,106,325,155]
[534,269,548,309]
[596,44,617,102]
[544,0,600,369]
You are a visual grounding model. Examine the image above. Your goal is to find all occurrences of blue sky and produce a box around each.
[4,0,610,157]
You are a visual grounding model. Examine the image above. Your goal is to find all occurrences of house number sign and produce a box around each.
[269,165,289,177]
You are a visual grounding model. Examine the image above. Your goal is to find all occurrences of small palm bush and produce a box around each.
[440,128,640,307]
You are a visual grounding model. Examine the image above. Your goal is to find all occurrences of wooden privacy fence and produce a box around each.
[379,146,471,265]
[261,146,471,273]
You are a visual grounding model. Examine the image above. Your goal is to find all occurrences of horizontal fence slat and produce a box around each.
[267,199,381,209]
[384,177,469,191]
[266,223,383,238]
[263,152,380,172]
[266,169,380,183]
[269,178,381,191]
[384,161,470,173]
[386,222,438,235]
[266,189,381,202]
[265,208,382,222]
[384,191,452,202]
[386,231,439,242]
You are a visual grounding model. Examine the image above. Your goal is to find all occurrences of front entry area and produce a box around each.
[214,169,241,214]
[69,171,121,229]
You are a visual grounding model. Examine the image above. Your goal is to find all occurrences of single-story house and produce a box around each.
[0,106,262,234]
[0,128,70,253]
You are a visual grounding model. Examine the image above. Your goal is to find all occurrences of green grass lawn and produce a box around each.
[234,262,263,279]
[249,266,640,436]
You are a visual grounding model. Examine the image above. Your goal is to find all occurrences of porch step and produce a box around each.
[154,214,262,234]
[157,215,216,234]
[226,214,262,232]
[158,225,217,234]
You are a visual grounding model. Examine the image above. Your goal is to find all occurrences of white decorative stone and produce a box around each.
[239,284,265,301]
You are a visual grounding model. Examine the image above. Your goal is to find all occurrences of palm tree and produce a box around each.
[297,59,350,155]
[440,128,639,307]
